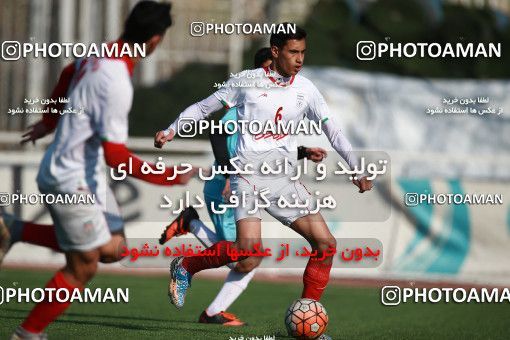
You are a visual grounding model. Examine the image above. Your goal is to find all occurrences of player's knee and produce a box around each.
[100,252,121,264]
[80,261,98,282]
[66,251,100,284]
[316,237,337,253]
[66,262,97,284]
[99,234,126,263]
[99,245,124,263]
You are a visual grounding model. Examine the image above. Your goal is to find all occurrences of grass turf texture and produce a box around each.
[0,269,509,339]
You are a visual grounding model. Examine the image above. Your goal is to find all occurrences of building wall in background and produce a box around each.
[0,0,316,131]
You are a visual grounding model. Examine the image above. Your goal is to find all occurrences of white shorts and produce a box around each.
[39,185,124,252]
[230,173,313,226]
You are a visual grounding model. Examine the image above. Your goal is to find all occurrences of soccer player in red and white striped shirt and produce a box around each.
[0,2,191,339]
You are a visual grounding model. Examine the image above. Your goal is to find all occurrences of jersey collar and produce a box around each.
[263,66,295,87]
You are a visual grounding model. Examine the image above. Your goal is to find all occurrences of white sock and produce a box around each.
[189,219,236,270]
[14,326,44,338]
[206,269,255,316]
[189,219,218,248]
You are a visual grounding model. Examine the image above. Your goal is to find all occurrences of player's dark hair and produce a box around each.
[253,47,272,68]
[122,1,172,44]
[269,23,306,49]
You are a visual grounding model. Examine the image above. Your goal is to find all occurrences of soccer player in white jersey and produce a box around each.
[158,48,329,326]
[155,23,372,338]
[0,2,194,339]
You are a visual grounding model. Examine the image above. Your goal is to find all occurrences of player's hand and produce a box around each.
[20,121,50,145]
[305,147,327,163]
[154,129,174,149]
[352,176,373,193]
[222,177,231,201]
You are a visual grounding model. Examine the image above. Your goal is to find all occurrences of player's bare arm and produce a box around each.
[20,121,51,145]
[20,62,76,145]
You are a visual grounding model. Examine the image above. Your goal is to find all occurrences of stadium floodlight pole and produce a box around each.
[26,0,51,120]
[105,0,122,41]
[58,0,75,68]
[228,0,244,74]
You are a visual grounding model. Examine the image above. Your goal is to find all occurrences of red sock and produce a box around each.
[182,240,236,275]
[301,259,332,301]
[21,222,61,252]
[21,271,80,333]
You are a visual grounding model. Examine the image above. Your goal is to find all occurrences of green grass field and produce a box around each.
[0,268,509,339]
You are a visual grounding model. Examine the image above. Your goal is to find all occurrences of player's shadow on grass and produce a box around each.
[65,311,199,323]
[0,307,198,324]
[0,308,255,335]
[0,315,158,332]
[1,314,248,335]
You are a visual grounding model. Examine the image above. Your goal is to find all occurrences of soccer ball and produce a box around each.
[285,298,328,339]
